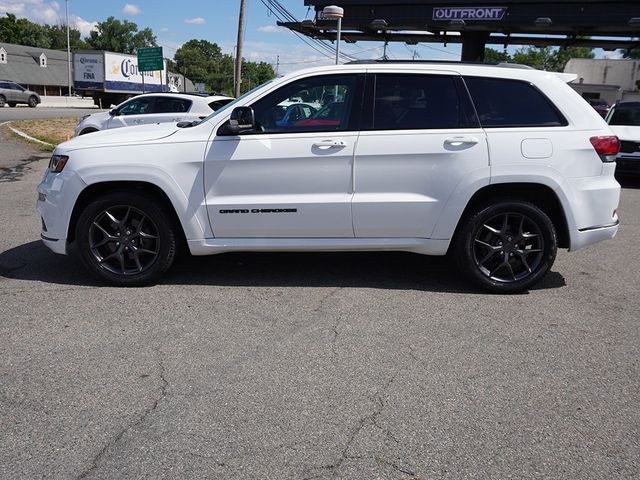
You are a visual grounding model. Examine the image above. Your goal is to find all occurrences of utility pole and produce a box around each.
[66,0,72,96]
[275,55,279,76]
[234,0,246,97]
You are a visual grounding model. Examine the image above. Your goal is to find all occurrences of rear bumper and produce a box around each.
[570,220,619,251]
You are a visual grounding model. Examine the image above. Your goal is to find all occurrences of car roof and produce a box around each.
[205,95,234,101]
[278,61,577,85]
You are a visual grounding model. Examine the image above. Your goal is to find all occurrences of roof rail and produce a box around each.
[345,59,534,69]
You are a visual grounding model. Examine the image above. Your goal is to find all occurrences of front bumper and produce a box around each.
[36,169,87,255]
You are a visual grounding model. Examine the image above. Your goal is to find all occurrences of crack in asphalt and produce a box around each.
[303,360,416,480]
[75,350,169,480]
[376,456,419,478]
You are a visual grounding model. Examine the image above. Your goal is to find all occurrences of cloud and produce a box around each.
[0,0,97,37]
[122,4,141,16]
[72,15,97,37]
[160,27,169,32]
[184,17,205,25]
[257,25,283,33]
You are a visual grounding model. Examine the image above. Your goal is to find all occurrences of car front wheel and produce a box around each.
[75,192,177,286]
[28,96,38,108]
[0,95,5,107]
[455,200,557,294]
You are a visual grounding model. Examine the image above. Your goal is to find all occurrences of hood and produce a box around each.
[60,123,179,151]
[80,110,112,125]
[609,125,640,141]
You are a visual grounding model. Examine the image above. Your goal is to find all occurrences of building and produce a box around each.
[564,58,640,104]
[0,41,196,97]
[0,42,71,96]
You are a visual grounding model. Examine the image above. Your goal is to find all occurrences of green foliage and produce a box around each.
[484,48,510,64]
[173,39,275,94]
[0,13,87,49]
[86,16,156,54]
[621,43,640,59]
[485,45,594,72]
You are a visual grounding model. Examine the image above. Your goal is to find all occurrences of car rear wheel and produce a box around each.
[28,96,38,108]
[0,95,5,107]
[455,200,557,294]
[76,192,177,286]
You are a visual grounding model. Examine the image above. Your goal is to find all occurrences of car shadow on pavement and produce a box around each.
[0,240,566,294]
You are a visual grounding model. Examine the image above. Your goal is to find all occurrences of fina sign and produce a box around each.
[433,6,507,21]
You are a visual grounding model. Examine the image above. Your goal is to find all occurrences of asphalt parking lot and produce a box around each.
[1,131,639,479]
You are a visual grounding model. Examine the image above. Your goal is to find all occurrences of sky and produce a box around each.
[0,0,465,73]
[0,0,620,75]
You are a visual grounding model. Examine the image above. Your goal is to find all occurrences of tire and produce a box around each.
[28,95,38,108]
[0,95,5,107]
[454,200,557,294]
[8,102,17,108]
[75,191,177,286]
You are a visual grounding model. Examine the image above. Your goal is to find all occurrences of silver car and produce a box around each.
[0,80,41,108]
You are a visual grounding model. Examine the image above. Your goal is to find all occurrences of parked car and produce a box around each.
[38,62,621,293]
[587,98,611,118]
[605,101,640,176]
[74,93,234,136]
[0,80,40,107]
[275,103,317,127]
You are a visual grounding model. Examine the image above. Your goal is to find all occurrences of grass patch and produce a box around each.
[11,117,78,145]
[1,124,54,152]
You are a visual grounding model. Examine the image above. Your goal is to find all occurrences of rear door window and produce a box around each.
[367,74,478,130]
[464,77,567,127]
[153,97,192,113]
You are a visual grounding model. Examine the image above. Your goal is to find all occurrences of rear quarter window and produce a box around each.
[464,77,567,128]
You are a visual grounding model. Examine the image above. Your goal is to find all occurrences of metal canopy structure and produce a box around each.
[279,0,640,61]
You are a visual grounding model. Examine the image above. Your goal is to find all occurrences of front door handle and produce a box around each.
[313,140,347,148]
[444,136,479,146]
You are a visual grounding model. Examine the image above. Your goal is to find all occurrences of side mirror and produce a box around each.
[223,106,255,135]
[109,109,117,116]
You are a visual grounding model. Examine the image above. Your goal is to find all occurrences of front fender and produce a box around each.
[71,142,211,241]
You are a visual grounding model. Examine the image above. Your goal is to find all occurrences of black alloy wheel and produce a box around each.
[76,192,177,286]
[455,200,557,293]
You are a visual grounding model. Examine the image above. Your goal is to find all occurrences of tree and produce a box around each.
[484,48,511,63]
[0,13,50,48]
[86,16,156,54]
[511,45,593,72]
[174,39,223,84]
[45,24,88,50]
[172,39,275,94]
[621,41,640,59]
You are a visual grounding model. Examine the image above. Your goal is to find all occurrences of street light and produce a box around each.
[322,5,344,65]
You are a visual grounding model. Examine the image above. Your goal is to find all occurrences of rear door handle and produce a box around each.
[313,140,347,148]
[444,136,479,146]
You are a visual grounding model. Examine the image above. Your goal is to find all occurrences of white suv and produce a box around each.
[74,93,233,136]
[37,62,621,292]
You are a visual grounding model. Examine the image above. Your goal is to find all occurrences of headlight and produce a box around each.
[48,154,69,173]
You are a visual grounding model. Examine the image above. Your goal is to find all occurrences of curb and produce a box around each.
[3,121,55,147]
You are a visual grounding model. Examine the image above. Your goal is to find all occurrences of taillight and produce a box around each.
[589,136,619,162]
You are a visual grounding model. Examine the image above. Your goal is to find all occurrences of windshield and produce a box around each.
[200,80,274,124]
[608,105,640,126]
